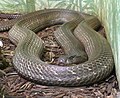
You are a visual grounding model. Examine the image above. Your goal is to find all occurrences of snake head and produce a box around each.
[57,55,87,66]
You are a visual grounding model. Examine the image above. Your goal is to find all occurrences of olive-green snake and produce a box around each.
[0,9,114,86]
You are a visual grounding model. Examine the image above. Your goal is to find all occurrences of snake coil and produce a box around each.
[0,9,114,86]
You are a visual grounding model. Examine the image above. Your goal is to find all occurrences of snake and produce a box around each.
[0,9,114,86]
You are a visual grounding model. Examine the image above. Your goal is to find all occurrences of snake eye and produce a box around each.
[58,58,66,63]
[57,56,66,65]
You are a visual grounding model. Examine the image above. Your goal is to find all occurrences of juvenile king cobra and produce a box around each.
[0,9,114,86]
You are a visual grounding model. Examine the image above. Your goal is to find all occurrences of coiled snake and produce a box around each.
[0,9,114,86]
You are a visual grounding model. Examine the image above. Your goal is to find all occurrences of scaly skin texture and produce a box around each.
[0,13,22,19]
[2,9,114,86]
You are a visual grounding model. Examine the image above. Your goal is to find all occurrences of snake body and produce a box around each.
[1,9,114,86]
[0,13,22,19]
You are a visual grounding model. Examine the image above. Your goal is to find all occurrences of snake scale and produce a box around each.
[0,9,114,86]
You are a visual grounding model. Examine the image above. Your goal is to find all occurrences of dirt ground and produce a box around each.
[0,17,119,98]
